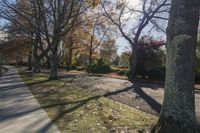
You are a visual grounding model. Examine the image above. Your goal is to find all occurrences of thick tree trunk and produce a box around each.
[32,45,41,73]
[129,48,138,81]
[153,0,199,132]
[32,57,41,73]
[49,53,58,80]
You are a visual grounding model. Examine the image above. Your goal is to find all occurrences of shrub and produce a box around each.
[195,72,200,82]
[126,70,131,79]
[76,66,86,71]
[65,65,77,71]
[145,67,165,80]
[89,59,111,73]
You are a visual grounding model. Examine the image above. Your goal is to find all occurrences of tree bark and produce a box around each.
[49,53,58,80]
[32,57,41,73]
[32,46,41,73]
[88,47,93,72]
[87,43,93,73]
[16,57,19,68]
[153,0,200,132]
[129,48,138,81]
[32,59,40,73]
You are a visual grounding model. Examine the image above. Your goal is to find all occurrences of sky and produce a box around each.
[114,0,168,55]
[115,0,140,54]
[0,0,167,55]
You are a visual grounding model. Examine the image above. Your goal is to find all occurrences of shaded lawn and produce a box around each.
[18,68,157,133]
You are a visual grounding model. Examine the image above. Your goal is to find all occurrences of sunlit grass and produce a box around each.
[18,68,157,133]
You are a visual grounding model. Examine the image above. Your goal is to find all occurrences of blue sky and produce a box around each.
[113,0,168,55]
[0,0,168,55]
[116,30,167,55]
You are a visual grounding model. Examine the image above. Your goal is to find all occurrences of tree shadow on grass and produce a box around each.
[1,72,163,133]
[39,83,162,132]
[0,85,133,132]
[37,85,134,132]
[26,79,50,87]
[40,82,200,132]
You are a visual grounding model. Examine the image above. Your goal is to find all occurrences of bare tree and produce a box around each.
[87,19,111,71]
[102,0,170,81]
[0,0,89,79]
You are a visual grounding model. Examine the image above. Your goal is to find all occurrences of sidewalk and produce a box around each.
[0,67,60,133]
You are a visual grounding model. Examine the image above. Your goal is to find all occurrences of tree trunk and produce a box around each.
[49,53,58,80]
[28,52,32,70]
[129,48,138,81]
[153,0,199,132]
[88,44,93,73]
[88,51,92,68]
[32,57,41,73]
[32,45,41,73]
[16,57,19,68]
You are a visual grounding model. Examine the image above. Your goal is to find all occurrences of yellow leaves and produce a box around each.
[87,0,101,8]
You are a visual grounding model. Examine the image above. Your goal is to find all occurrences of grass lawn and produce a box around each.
[18,68,157,133]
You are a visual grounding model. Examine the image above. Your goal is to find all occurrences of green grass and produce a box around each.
[18,68,157,133]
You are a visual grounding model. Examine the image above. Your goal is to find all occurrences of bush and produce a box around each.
[195,72,200,82]
[65,65,77,71]
[76,66,86,71]
[145,67,165,80]
[89,59,111,73]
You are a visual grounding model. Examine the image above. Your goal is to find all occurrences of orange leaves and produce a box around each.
[0,38,32,59]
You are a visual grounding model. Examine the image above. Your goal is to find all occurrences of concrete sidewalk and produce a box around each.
[0,67,60,133]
